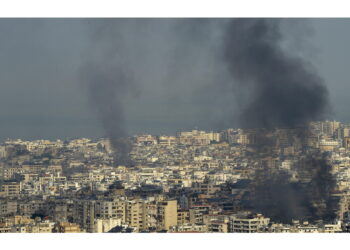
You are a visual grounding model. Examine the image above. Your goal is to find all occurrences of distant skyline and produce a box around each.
[0,19,350,141]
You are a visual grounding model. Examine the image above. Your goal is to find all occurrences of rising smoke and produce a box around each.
[223,19,330,129]
[222,19,337,222]
[80,20,135,166]
[79,19,225,165]
[79,18,338,221]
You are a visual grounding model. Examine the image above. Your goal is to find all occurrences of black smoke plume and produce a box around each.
[80,20,134,166]
[223,19,329,129]
[223,19,337,223]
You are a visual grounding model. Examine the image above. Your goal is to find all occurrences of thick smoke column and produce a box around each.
[223,19,337,222]
[80,20,134,166]
[81,63,132,165]
[223,19,329,128]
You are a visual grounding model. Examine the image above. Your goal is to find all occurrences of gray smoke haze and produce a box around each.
[2,19,350,141]
[223,19,331,129]
[79,19,225,164]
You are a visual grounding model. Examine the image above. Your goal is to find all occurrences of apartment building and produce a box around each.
[157,200,177,231]
[230,214,270,233]
[0,181,21,197]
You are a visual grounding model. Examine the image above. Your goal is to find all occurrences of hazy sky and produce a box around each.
[0,19,349,141]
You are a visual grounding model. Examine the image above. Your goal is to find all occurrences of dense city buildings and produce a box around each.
[1,123,350,233]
